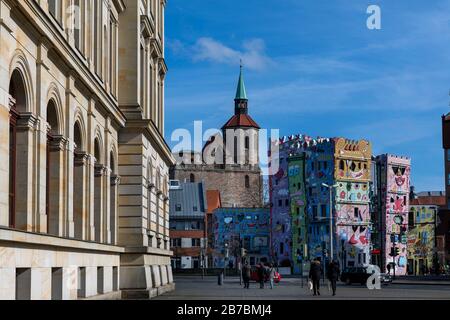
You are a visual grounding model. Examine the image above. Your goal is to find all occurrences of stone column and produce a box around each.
[87,154,96,241]
[35,118,49,233]
[110,174,120,245]
[103,167,111,244]
[0,268,15,300]
[15,113,37,232]
[94,164,106,243]
[0,95,12,227]
[48,135,67,237]
[65,72,76,238]
[74,152,88,240]
[30,267,52,300]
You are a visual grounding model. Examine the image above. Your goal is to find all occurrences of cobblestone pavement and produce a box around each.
[155,276,450,300]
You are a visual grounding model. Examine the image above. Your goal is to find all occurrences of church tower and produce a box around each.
[222,65,260,169]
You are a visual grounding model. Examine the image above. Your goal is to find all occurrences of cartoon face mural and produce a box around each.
[288,156,307,274]
[270,146,292,267]
[407,206,436,275]
[334,139,372,268]
[213,208,270,268]
[377,154,411,276]
[334,138,371,182]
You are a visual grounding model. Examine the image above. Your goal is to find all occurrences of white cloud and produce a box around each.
[173,37,273,71]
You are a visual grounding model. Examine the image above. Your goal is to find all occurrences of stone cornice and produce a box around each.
[16,112,38,130]
[74,151,89,166]
[0,227,124,253]
[95,164,107,177]
[112,0,126,14]
[111,174,121,186]
[48,135,68,152]
[123,119,175,166]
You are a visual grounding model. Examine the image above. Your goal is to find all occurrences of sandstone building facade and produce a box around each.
[170,67,263,208]
[0,0,174,299]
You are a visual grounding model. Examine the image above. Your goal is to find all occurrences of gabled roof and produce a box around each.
[411,195,446,207]
[169,182,207,217]
[222,114,260,129]
[206,190,222,214]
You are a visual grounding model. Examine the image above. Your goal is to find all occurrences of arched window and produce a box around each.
[46,100,62,236]
[8,69,28,229]
[245,175,250,189]
[339,160,345,171]
[190,173,195,183]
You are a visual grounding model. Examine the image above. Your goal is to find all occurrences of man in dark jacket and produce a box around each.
[242,263,251,289]
[309,258,322,296]
[327,260,340,296]
[257,263,266,289]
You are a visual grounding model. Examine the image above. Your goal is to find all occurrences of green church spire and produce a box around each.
[235,62,248,100]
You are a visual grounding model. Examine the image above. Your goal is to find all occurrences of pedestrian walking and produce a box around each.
[257,263,265,289]
[326,260,340,296]
[387,264,391,275]
[242,262,251,289]
[268,263,275,289]
[309,258,322,296]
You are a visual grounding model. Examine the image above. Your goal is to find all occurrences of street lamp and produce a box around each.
[224,242,229,278]
[322,183,338,262]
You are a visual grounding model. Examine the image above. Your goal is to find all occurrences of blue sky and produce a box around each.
[164,0,450,192]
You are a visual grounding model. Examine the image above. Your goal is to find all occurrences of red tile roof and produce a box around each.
[206,190,222,214]
[222,114,260,129]
[411,196,446,207]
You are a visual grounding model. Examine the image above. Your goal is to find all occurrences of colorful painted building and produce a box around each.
[269,135,374,272]
[212,208,270,268]
[407,204,438,275]
[288,155,308,273]
[333,139,372,269]
[375,154,411,275]
[269,143,292,267]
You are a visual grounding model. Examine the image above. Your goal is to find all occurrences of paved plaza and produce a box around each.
[155,276,450,300]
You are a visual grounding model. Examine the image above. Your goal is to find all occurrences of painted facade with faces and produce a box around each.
[334,139,372,268]
[377,154,411,275]
[288,155,308,273]
[213,208,270,268]
[407,205,437,275]
[305,141,335,265]
[270,144,293,267]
